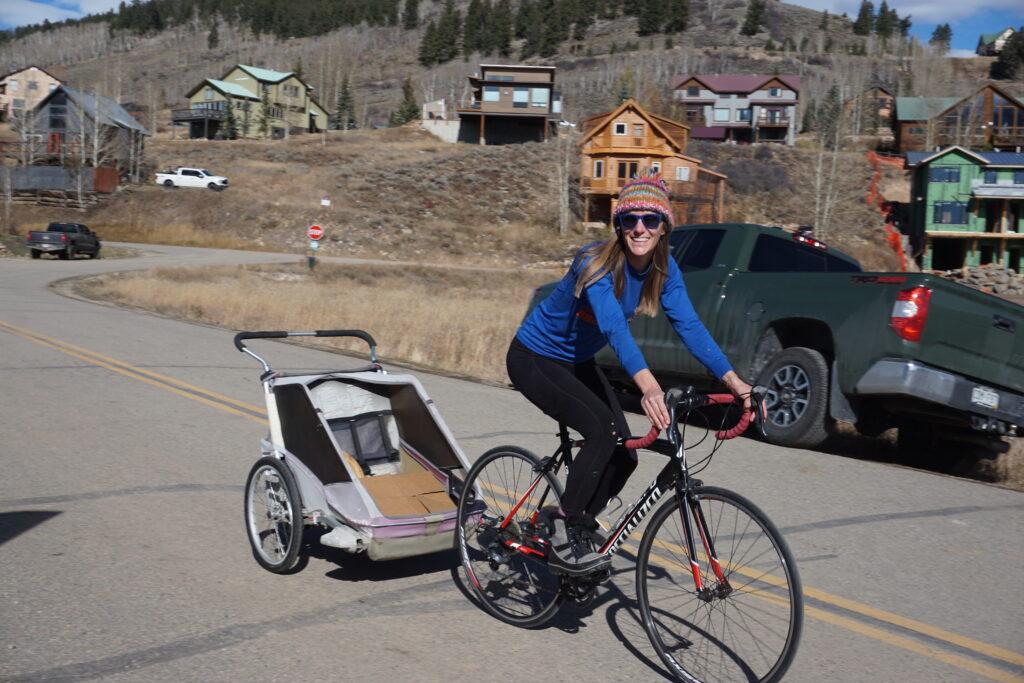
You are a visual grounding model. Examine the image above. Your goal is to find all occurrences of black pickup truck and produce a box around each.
[26,223,101,260]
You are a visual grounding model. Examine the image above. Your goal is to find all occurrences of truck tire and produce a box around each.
[88,247,100,259]
[756,347,831,449]
[31,249,40,259]
[59,246,71,260]
[163,179,173,187]
[207,182,217,190]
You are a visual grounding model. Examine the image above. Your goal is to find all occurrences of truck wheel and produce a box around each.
[208,182,217,190]
[163,179,173,187]
[756,347,830,449]
[88,247,100,259]
[31,249,40,259]
[58,247,71,260]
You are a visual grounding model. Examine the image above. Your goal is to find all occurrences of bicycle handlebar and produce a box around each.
[623,387,766,450]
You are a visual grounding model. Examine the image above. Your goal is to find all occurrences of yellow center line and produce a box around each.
[4,319,1023,680]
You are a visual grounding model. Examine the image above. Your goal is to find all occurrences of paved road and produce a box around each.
[1,244,1022,682]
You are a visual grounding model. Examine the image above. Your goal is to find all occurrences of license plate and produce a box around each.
[971,386,999,410]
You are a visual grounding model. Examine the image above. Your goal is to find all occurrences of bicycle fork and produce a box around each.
[678,486,731,599]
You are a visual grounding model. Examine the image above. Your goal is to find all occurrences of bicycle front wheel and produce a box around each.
[455,446,564,628]
[636,486,803,683]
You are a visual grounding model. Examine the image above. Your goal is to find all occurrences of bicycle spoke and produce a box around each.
[639,490,801,682]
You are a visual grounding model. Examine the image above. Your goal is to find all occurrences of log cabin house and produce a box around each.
[894,84,1024,153]
[579,99,726,226]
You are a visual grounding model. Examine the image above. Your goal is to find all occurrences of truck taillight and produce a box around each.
[60,233,67,242]
[890,287,931,341]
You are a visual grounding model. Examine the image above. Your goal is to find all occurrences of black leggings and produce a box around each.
[506,338,637,529]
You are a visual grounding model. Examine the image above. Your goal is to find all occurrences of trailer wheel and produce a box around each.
[756,347,831,449]
[244,456,307,574]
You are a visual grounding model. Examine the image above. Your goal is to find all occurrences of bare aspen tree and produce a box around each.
[2,165,12,235]
[555,131,576,236]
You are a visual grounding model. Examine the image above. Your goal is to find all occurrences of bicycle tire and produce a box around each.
[635,486,803,683]
[454,445,565,628]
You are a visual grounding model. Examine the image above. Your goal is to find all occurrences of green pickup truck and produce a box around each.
[534,224,1024,456]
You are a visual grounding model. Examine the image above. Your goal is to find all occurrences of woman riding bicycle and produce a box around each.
[507,170,753,574]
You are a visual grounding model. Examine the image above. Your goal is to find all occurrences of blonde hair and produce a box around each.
[572,227,671,317]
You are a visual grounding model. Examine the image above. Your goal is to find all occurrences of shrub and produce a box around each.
[718,158,791,194]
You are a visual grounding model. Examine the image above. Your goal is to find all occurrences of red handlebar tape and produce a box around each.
[622,393,753,449]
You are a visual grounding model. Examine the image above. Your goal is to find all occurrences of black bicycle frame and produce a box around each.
[497,407,730,592]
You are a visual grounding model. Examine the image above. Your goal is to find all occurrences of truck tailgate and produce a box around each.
[916,278,1024,393]
[29,232,64,243]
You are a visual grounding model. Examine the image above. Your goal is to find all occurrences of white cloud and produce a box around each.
[947,48,978,58]
[76,0,123,15]
[786,0,1022,23]
[0,0,79,27]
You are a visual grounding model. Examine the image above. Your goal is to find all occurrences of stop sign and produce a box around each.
[307,224,324,241]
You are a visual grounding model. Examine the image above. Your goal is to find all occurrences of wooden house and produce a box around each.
[0,66,62,122]
[894,84,1024,153]
[842,86,894,134]
[174,64,330,139]
[976,28,1015,56]
[30,85,148,170]
[578,99,726,226]
[671,74,800,145]
[455,64,563,144]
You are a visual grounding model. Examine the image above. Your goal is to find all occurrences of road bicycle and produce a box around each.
[454,385,803,682]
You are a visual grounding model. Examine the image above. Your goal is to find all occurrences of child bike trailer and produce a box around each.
[236,329,474,573]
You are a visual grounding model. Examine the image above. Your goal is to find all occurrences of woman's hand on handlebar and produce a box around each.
[721,371,764,419]
[634,369,670,431]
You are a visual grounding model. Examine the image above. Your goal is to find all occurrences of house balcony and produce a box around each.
[172,108,226,123]
[992,127,1024,146]
[756,116,790,127]
[581,177,713,199]
[971,179,1024,200]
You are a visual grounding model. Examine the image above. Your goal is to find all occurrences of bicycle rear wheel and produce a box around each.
[455,446,564,628]
[636,486,803,683]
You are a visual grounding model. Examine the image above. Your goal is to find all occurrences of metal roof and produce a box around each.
[894,96,959,121]
[237,64,294,83]
[206,78,257,99]
[59,86,149,134]
[981,152,1024,166]
[905,148,1024,168]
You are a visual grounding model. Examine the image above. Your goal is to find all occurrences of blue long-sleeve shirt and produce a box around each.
[516,247,733,379]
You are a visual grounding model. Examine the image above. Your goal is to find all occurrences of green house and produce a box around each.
[906,146,1024,271]
[173,64,330,139]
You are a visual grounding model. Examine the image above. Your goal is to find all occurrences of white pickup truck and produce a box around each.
[155,167,229,190]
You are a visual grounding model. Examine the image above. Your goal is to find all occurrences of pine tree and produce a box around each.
[489,0,513,56]
[334,75,357,130]
[991,29,1024,80]
[852,1,874,36]
[818,85,841,148]
[389,77,420,126]
[402,0,420,29]
[463,0,485,56]
[514,0,531,39]
[436,0,462,63]
[663,0,689,34]
[223,101,238,139]
[801,99,817,133]
[819,10,829,31]
[291,57,304,80]
[898,16,912,37]
[740,0,766,37]
[207,17,219,49]
[764,38,776,51]
[929,23,951,54]
[257,86,272,139]
[419,20,440,66]
[874,1,892,39]
[637,0,662,36]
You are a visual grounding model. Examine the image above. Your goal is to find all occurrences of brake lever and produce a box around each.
[751,385,768,439]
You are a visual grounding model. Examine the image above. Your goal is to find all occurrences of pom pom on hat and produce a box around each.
[613,169,673,228]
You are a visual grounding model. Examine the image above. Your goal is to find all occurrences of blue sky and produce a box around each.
[1,0,1022,57]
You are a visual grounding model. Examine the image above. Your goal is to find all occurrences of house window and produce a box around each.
[686,86,699,97]
[684,105,702,123]
[48,83,57,92]
[282,84,300,98]
[49,104,66,129]
[483,86,500,102]
[713,108,730,122]
[618,161,638,178]
[933,201,967,224]
[651,161,661,174]
[552,92,562,115]
[268,106,283,118]
[769,87,782,97]
[594,160,604,178]
[530,87,549,108]
[909,126,925,135]
[928,166,960,183]
[513,87,528,108]
[633,123,644,137]
[676,166,691,181]
[205,87,214,100]
[736,108,752,122]
[7,79,16,91]
[984,170,998,184]
[614,122,627,135]
[1015,170,1024,185]
[28,80,38,90]
[12,98,25,110]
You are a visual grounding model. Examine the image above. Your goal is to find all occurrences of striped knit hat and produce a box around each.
[613,170,673,229]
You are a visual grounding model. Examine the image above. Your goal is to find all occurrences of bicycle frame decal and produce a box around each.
[600,480,665,555]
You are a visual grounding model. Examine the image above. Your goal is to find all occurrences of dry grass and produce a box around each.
[75,262,558,384]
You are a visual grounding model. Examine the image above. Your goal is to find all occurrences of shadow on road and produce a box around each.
[0,510,62,547]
